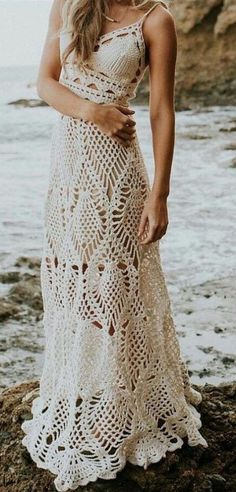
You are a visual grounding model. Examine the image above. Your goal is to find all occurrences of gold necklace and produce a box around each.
[102,5,130,24]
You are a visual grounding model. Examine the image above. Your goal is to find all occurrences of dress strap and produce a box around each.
[140,1,169,24]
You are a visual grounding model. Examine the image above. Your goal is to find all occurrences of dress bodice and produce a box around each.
[59,2,167,106]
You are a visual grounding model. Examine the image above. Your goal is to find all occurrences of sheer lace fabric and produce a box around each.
[21,3,208,491]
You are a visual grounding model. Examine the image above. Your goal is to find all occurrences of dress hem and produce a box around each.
[21,392,208,492]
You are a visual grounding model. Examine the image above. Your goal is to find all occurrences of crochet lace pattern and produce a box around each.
[21,3,208,491]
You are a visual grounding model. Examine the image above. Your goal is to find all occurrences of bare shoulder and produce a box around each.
[47,0,65,30]
[143,3,176,41]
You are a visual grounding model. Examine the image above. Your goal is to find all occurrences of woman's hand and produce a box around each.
[138,193,169,244]
[88,102,137,147]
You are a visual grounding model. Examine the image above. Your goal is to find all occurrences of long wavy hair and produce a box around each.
[59,0,169,66]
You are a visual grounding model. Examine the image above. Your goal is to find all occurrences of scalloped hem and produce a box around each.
[21,398,208,492]
[21,432,207,491]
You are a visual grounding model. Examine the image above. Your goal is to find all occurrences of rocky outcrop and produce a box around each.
[139,0,236,108]
[0,381,235,491]
[211,0,236,36]
[0,257,42,323]
[173,0,236,108]
[7,99,48,108]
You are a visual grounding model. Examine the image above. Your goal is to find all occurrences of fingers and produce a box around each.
[112,122,136,146]
[114,105,137,127]
[116,116,136,143]
[105,106,136,146]
[114,104,135,116]
[138,222,168,244]
[139,224,155,244]
[124,116,136,127]
[113,135,130,147]
[119,124,136,135]
[138,212,148,238]
[117,130,136,141]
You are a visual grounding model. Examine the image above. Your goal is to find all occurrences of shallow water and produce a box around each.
[0,66,236,388]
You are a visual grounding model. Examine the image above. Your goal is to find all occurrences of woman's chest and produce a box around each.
[60,29,145,83]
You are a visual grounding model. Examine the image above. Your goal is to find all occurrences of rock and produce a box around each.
[14,257,41,270]
[0,271,21,284]
[7,99,48,108]
[26,82,36,88]
[22,388,40,403]
[192,477,213,491]
[0,299,21,321]
[185,134,212,140]
[198,368,213,378]
[137,0,236,107]
[224,143,236,150]
[0,355,12,368]
[198,346,214,354]
[9,277,42,311]
[220,126,236,132]
[0,381,235,491]
[229,157,236,168]
[215,1,236,35]
[214,326,224,333]
[222,356,235,366]
[207,473,226,491]
[0,256,42,322]
[0,431,11,446]
[171,0,223,34]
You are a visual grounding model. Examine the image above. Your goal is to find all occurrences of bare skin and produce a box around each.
[37,0,177,245]
[137,3,177,244]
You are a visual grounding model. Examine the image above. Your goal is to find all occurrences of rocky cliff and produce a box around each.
[138,0,236,108]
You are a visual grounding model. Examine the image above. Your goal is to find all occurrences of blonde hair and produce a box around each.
[59,0,169,66]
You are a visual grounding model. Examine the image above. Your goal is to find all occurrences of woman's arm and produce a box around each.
[37,0,95,120]
[37,0,136,145]
[138,6,177,244]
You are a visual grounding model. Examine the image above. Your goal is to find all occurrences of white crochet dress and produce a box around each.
[21,3,208,491]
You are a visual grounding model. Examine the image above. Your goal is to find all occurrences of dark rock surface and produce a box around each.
[7,99,48,108]
[0,381,235,491]
[0,257,42,323]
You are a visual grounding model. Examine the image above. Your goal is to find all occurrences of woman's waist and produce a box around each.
[60,77,134,106]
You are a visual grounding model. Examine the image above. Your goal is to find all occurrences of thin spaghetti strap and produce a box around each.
[140,1,169,24]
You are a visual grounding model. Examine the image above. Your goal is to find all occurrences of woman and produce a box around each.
[22,1,208,490]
